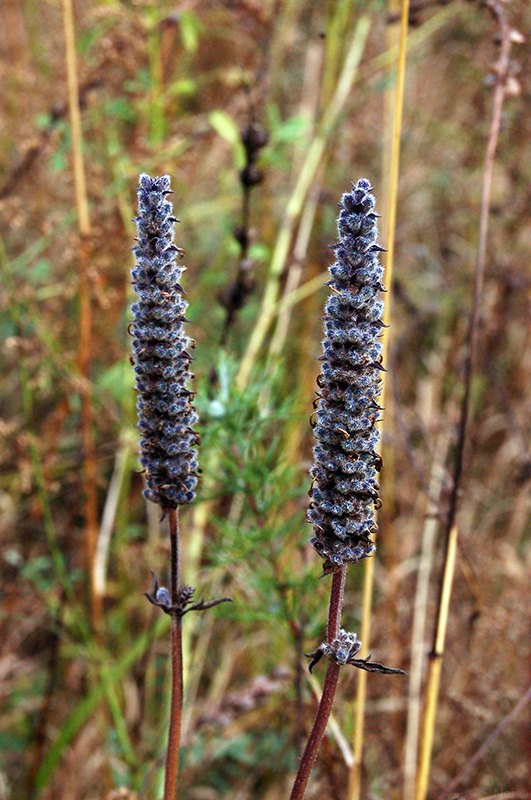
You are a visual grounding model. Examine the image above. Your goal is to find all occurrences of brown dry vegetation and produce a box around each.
[0,1,530,800]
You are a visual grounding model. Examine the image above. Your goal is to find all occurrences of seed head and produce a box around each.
[130,174,199,510]
[308,178,385,574]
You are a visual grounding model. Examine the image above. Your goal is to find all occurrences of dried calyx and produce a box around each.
[144,571,231,617]
[306,629,405,675]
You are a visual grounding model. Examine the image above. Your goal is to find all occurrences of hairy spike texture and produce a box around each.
[130,174,199,510]
[308,178,385,575]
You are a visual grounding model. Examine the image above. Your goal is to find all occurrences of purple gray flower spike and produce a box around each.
[308,178,386,575]
[130,174,199,511]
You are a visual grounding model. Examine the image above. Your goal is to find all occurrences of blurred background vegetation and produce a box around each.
[0,1,530,799]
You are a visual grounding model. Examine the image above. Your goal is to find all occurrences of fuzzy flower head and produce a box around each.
[130,174,199,511]
[308,178,385,574]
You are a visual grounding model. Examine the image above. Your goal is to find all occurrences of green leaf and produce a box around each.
[179,10,202,53]
[209,111,245,168]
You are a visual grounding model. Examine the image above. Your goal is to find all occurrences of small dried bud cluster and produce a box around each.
[306,629,405,675]
[131,174,199,511]
[239,121,269,189]
[308,178,386,575]
[144,571,230,617]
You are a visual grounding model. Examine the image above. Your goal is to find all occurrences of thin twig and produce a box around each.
[0,79,101,201]
[219,115,267,346]
[444,0,513,558]
[289,567,346,800]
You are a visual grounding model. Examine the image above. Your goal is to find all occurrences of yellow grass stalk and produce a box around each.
[403,427,451,800]
[347,2,409,798]
[415,522,458,800]
[62,0,100,621]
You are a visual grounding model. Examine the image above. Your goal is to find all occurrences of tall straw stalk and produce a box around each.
[62,0,100,622]
[348,1,410,797]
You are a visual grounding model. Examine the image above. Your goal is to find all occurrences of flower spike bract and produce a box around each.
[308,178,385,574]
[131,174,199,511]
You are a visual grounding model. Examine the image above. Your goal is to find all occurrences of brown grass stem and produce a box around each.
[164,508,184,800]
[348,2,409,798]
[147,7,165,145]
[62,0,99,622]
[415,5,516,799]
[289,566,346,800]
[442,0,512,562]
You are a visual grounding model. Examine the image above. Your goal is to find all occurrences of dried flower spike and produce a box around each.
[131,174,199,511]
[308,178,385,574]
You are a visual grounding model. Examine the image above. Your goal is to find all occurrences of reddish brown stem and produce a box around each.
[289,566,346,800]
[163,509,183,800]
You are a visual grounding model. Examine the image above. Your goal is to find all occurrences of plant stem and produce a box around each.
[289,566,346,800]
[164,509,183,800]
